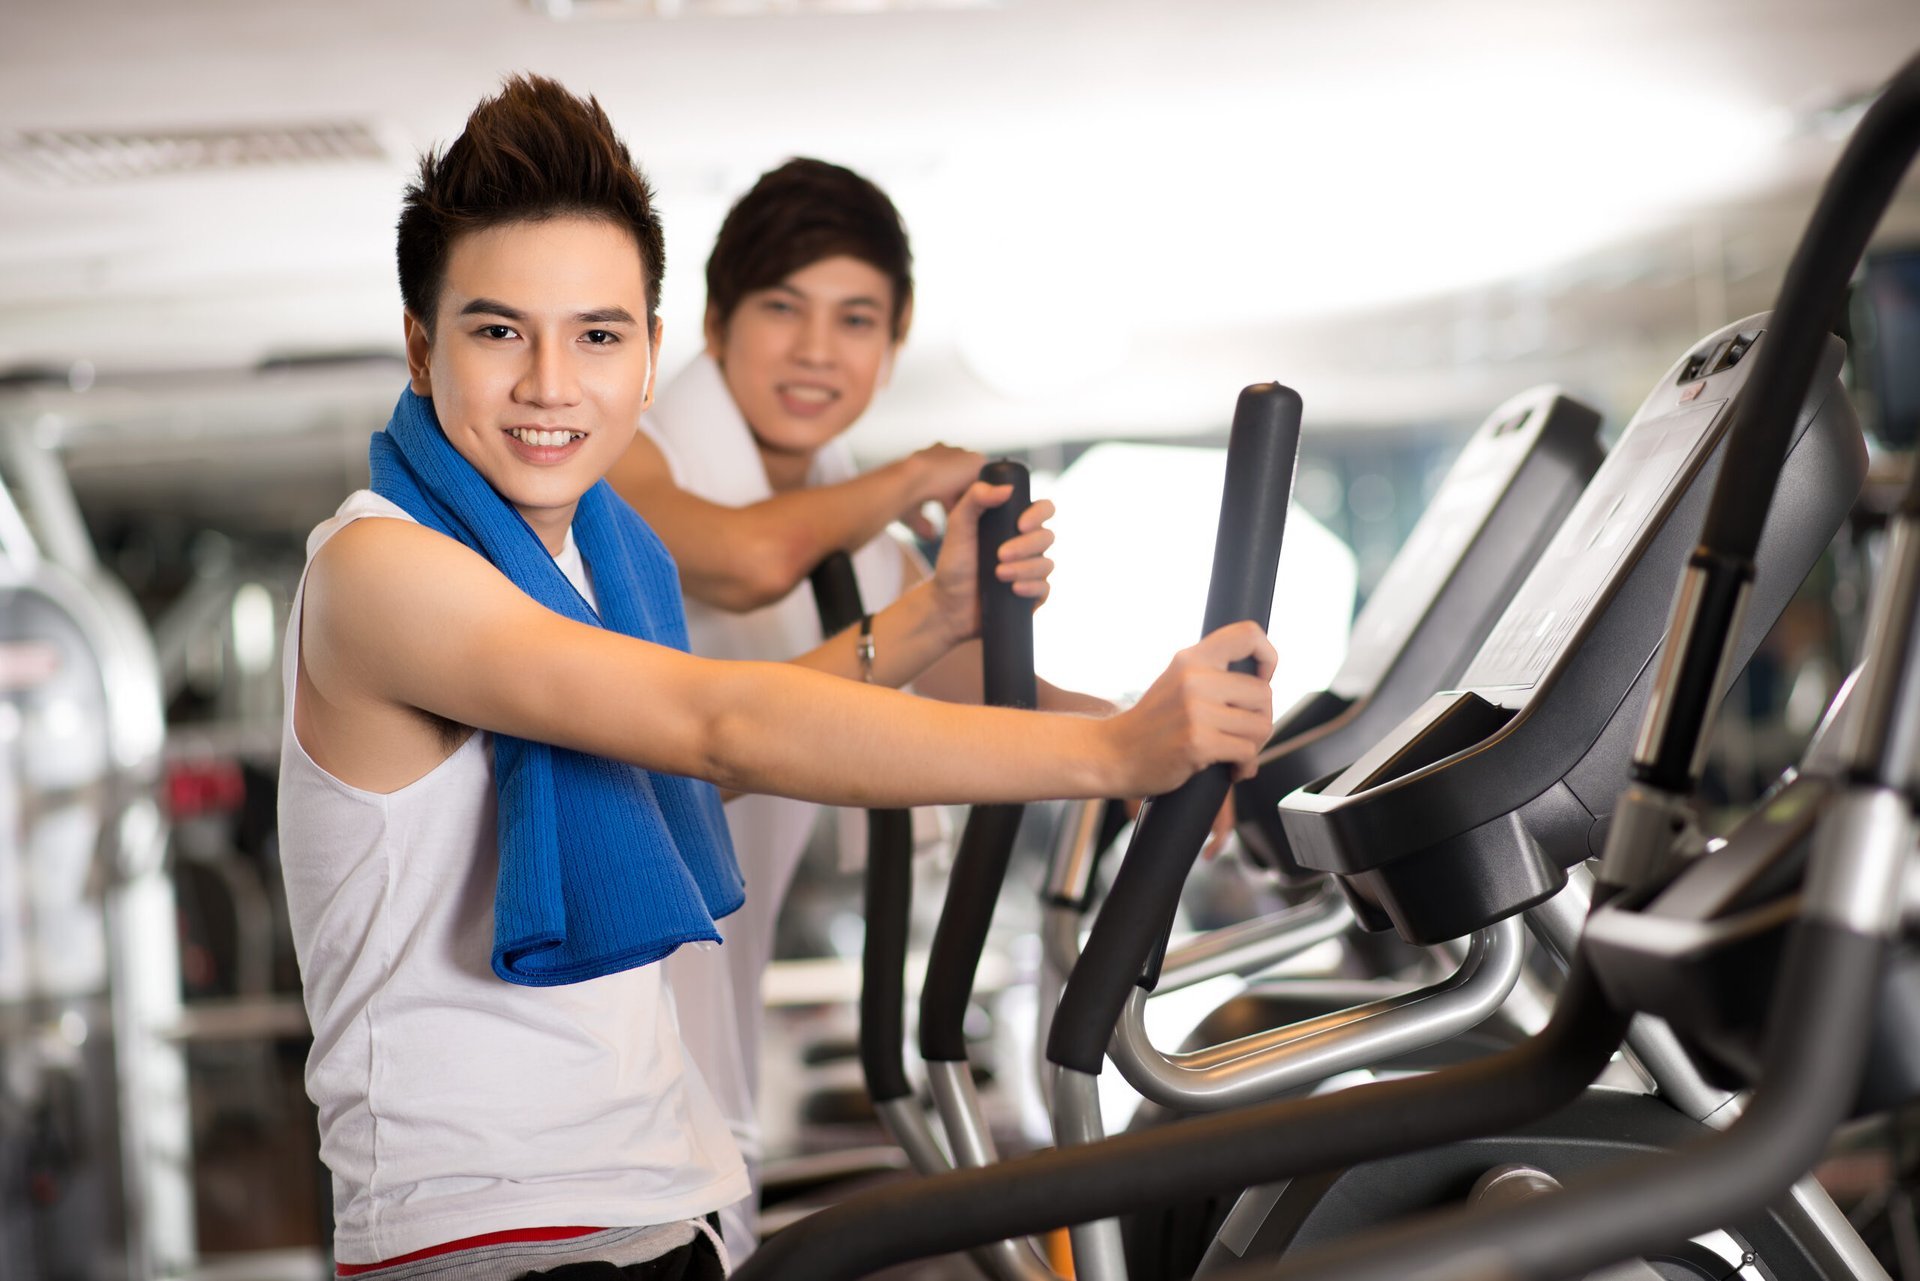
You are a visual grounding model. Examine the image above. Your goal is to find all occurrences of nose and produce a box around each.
[514,336,581,408]
[791,309,834,369]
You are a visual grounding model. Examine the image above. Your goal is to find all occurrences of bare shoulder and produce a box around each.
[301,518,528,720]
[294,519,523,787]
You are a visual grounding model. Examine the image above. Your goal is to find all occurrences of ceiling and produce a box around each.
[5,0,1920,516]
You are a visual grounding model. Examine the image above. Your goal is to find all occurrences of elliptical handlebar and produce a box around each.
[917,460,1037,1066]
[1047,382,1301,1077]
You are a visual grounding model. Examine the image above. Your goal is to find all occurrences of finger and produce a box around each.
[997,527,1056,562]
[957,480,1015,515]
[1016,499,1057,533]
[1184,667,1275,716]
[1198,702,1278,748]
[995,555,1054,583]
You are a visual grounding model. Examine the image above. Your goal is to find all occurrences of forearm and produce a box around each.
[680,459,927,610]
[697,661,1119,807]
[1039,677,1118,718]
[904,641,1119,716]
[789,580,960,688]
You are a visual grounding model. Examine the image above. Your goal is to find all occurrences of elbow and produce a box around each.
[694,530,816,613]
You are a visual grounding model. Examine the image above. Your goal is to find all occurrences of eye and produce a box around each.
[842,313,879,331]
[477,324,518,341]
[581,329,620,346]
[761,298,797,316]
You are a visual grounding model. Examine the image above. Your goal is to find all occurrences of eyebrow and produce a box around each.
[457,298,639,326]
[770,283,886,311]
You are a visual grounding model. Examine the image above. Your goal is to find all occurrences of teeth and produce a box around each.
[783,386,833,405]
[510,428,580,447]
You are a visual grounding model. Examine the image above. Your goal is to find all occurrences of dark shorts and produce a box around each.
[513,1230,724,1281]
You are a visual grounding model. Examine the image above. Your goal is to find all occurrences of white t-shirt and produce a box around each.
[277,489,747,1265]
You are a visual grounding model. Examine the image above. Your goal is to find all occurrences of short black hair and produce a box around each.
[706,158,913,341]
[396,73,666,334]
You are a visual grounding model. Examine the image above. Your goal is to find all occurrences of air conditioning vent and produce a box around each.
[0,121,393,186]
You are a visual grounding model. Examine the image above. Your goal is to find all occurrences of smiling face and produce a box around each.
[706,254,901,491]
[405,215,661,553]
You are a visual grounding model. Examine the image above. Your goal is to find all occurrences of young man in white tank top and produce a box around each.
[280,73,1278,1280]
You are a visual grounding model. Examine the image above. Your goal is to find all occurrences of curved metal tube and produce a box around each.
[1050,1067,1128,1281]
[1043,795,1109,907]
[1155,886,1352,993]
[1108,915,1525,1112]
[925,1063,1061,1281]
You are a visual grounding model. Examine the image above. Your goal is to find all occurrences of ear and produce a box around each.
[403,311,433,397]
[640,315,666,415]
[702,302,726,363]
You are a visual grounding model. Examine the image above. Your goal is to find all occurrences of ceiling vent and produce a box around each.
[0,121,393,186]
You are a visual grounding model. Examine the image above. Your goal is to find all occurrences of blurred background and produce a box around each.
[5,1,1920,1277]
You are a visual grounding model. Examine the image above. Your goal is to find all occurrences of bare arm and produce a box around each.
[604,429,985,613]
[895,536,1118,716]
[299,518,1275,809]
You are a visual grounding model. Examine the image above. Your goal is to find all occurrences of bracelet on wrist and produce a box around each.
[857,613,877,684]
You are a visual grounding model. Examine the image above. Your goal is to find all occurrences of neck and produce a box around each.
[520,505,576,557]
[756,442,814,495]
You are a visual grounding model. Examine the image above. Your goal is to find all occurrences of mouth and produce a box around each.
[506,426,587,447]
[776,383,839,416]
[503,425,589,464]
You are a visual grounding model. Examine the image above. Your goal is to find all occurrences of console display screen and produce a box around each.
[1331,427,1525,698]
[1460,400,1724,692]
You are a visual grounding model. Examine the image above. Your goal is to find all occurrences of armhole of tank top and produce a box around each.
[287,506,480,798]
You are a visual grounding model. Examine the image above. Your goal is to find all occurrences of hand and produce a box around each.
[1104,621,1276,798]
[899,444,988,540]
[928,481,1058,643]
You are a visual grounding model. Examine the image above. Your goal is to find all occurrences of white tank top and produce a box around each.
[277,490,747,1266]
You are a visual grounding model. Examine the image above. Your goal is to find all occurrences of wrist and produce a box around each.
[910,577,972,651]
[876,583,961,684]
[894,451,934,504]
[1080,714,1133,797]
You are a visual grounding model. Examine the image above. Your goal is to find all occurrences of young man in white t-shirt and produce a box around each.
[280,73,1276,1280]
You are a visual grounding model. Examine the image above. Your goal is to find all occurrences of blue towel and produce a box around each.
[369,388,744,986]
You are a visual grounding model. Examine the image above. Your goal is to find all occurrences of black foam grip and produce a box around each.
[728,958,1628,1281]
[918,461,1036,1062]
[808,551,864,636]
[860,807,915,1102]
[1048,384,1302,1074]
[1257,920,1886,1281]
[805,553,915,1103]
[977,459,1038,710]
[919,804,1026,1061]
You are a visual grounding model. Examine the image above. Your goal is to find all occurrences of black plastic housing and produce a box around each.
[1236,387,1604,881]
[1584,769,1920,1113]
[1277,315,1866,944]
